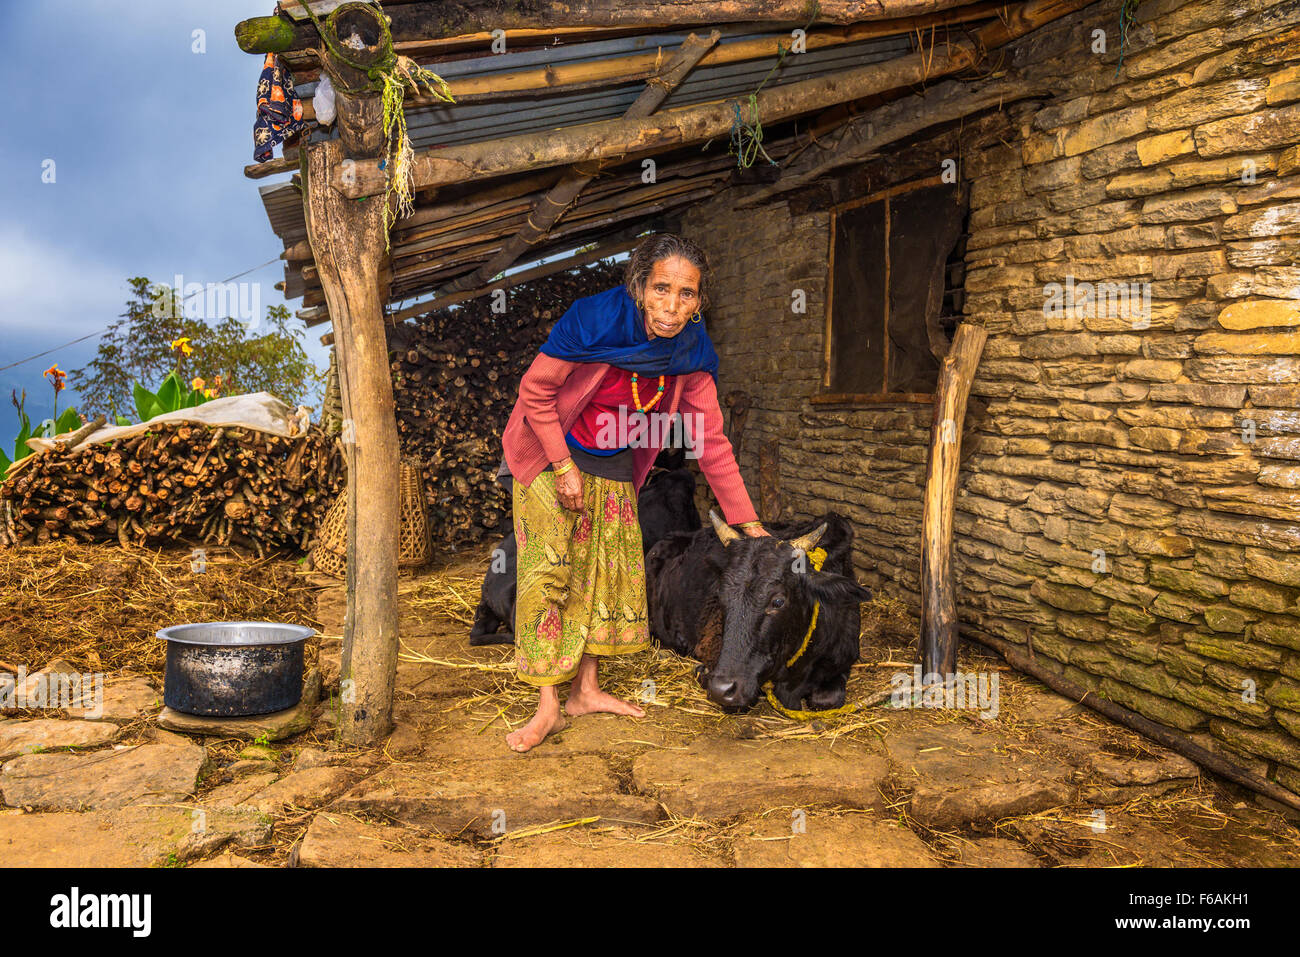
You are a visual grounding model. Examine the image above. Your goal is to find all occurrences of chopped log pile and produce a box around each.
[0,422,343,556]
[391,259,622,546]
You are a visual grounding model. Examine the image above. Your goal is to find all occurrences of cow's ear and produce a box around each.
[806,571,872,605]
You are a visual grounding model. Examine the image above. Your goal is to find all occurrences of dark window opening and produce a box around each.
[822,177,968,402]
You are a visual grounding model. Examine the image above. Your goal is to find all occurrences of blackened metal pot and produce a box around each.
[158,621,315,717]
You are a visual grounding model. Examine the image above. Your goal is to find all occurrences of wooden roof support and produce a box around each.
[370,2,1009,110]
[238,1,983,52]
[253,3,1003,113]
[920,321,987,679]
[735,76,1046,207]
[334,0,1094,198]
[432,30,720,299]
[389,233,646,324]
[301,4,401,747]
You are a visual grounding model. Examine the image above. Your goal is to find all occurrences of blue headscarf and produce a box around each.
[539,284,719,382]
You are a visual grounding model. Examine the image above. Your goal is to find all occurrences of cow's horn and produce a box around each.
[710,509,741,546]
[789,521,828,553]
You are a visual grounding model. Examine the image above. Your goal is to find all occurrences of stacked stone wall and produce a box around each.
[679,0,1300,795]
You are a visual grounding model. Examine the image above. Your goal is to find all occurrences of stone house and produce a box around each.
[671,0,1300,798]
[243,0,1300,787]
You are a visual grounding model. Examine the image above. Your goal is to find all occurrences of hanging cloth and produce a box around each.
[253,53,307,163]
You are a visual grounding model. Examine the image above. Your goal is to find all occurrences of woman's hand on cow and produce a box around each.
[741,523,770,538]
[555,463,584,511]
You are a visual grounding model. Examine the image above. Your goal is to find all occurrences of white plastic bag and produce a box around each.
[25,392,312,455]
[314,74,336,127]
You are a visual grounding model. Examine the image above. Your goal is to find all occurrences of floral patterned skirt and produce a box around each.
[512,467,651,687]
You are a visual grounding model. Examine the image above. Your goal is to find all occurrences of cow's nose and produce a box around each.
[706,675,743,708]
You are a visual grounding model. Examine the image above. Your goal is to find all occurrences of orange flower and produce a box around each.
[191,377,206,391]
[44,364,66,393]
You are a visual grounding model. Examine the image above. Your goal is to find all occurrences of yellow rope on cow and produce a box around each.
[761,545,864,721]
[782,547,827,668]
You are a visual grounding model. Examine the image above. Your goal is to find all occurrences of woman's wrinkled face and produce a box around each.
[640,256,701,339]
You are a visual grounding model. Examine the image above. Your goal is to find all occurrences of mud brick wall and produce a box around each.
[679,0,1300,797]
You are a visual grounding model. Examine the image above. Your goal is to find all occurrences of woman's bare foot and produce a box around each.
[564,654,646,718]
[506,687,566,752]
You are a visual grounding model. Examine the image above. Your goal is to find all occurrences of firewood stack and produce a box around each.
[0,422,344,557]
[391,260,623,546]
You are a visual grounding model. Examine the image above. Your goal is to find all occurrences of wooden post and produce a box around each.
[304,137,400,746]
[919,321,987,679]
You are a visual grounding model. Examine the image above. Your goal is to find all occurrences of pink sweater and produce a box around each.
[501,353,759,525]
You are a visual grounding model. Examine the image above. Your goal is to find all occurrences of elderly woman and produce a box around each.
[497,233,768,752]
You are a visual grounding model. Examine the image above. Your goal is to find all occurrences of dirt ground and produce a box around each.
[2,541,1299,868]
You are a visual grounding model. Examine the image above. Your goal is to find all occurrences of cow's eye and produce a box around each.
[770,597,785,609]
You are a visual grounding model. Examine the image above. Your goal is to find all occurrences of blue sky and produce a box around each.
[0,1,320,444]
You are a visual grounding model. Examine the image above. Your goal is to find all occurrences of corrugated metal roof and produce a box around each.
[252,18,968,314]
[294,26,916,151]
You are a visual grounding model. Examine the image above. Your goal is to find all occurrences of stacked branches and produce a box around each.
[0,423,343,556]
[391,259,623,546]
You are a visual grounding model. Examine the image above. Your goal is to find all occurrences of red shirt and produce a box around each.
[500,354,758,524]
[566,366,674,452]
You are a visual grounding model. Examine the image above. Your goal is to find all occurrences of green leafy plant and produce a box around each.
[1,389,82,477]
[131,369,213,424]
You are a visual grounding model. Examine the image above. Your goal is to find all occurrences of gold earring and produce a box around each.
[691,310,702,323]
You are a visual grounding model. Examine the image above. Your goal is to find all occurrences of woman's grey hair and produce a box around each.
[623,233,713,312]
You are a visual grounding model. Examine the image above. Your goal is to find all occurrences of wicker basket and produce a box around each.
[310,457,432,578]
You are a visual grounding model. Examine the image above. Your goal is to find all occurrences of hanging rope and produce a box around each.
[1116,0,1143,78]
[727,0,822,169]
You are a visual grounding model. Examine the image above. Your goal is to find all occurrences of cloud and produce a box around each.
[0,224,130,341]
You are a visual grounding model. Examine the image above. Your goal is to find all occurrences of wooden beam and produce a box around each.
[245,152,300,180]
[390,185,715,289]
[965,626,1300,814]
[318,3,392,157]
[334,0,1094,197]
[736,77,1044,207]
[241,1,986,51]
[282,240,314,262]
[380,2,1008,109]
[433,30,720,297]
[303,137,400,747]
[920,321,987,679]
[389,234,645,323]
[264,4,1003,106]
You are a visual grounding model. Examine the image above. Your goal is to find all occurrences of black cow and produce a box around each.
[469,457,702,645]
[646,511,871,712]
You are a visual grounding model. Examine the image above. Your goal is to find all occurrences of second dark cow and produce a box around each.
[646,510,871,712]
[469,457,702,645]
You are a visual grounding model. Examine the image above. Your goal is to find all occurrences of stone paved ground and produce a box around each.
[2,551,1299,868]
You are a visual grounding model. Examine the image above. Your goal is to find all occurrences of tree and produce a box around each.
[70,277,325,424]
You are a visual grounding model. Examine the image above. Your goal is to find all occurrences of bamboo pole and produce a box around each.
[239,1,988,53]
[965,627,1300,815]
[370,2,1011,109]
[434,30,720,298]
[332,0,1095,197]
[920,321,986,679]
[736,77,1045,207]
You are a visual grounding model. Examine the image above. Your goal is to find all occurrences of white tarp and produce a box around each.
[25,392,313,455]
